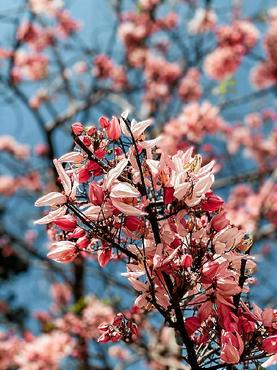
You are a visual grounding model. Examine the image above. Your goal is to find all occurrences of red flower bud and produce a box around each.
[263,335,277,354]
[211,211,229,231]
[72,122,84,135]
[68,227,85,239]
[54,215,77,231]
[99,116,109,128]
[181,254,193,268]
[87,126,96,135]
[106,116,121,141]
[87,161,102,175]
[115,147,123,156]
[124,216,142,232]
[94,147,106,159]
[201,192,224,212]
[76,236,90,249]
[89,182,104,205]
[98,248,112,267]
[82,136,91,147]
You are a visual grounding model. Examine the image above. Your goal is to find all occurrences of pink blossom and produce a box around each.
[54,215,77,231]
[99,116,121,140]
[56,10,80,38]
[217,21,259,52]
[265,25,277,64]
[178,68,202,102]
[0,135,30,159]
[15,331,73,370]
[88,182,105,205]
[211,211,230,231]
[47,241,78,263]
[201,192,224,212]
[251,61,277,89]
[220,330,244,364]
[13,51,48,81]
[263,335,277,354]
[204,47,241,80]
[72,122,84,135]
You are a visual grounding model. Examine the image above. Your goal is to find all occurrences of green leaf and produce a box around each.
[213,78,237,96]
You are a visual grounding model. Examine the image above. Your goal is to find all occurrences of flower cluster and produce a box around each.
[205,21,259,80]
[178,68,202,102]
[162,102,226,154]
[0,331,73,370]
[251,17,277,89]
[118,9,177,68]
[93,54,127,91]
[226,111,277,167]
[35,114,277,368]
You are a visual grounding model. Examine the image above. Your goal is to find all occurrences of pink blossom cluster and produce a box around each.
[0,173,41,196]
[119,10,177,67]
[162,101,226,153]
[251,19,277,89]
[12,51,49,82]
[16,331,73,370]
[205,20,259,80]
[226,181,277,233]
[98,312,138,343]
[55,10,80,38]
[34,113,277,368]
[144,54,181,111]
[0,135,30,159]
[178,68,202,102]
[17,22,54,52]
[12,5,79,84]
[54,296,114,340]
[93,54,127,91]
[0,333,20,369]
[226,112,277,167]
[0,330,73,370]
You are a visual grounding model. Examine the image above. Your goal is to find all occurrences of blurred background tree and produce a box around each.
[0,0,276,369]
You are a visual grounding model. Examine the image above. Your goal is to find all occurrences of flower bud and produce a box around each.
[99,116,109,128]
[98,248,112,267]
[72,122,84,135]
[68,227,85,239]
[181,254,193,268]
[87,126,96,135]
[201,192,224,212]
[263,335,277,354]
[89,182,104,205]
[124,216,142,232]
[76,236,90,249]
[211,211,229,231]
[54,215,77,231]
[82,136,91,147]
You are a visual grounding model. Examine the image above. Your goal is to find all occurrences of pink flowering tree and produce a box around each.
[0,0,276,369]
